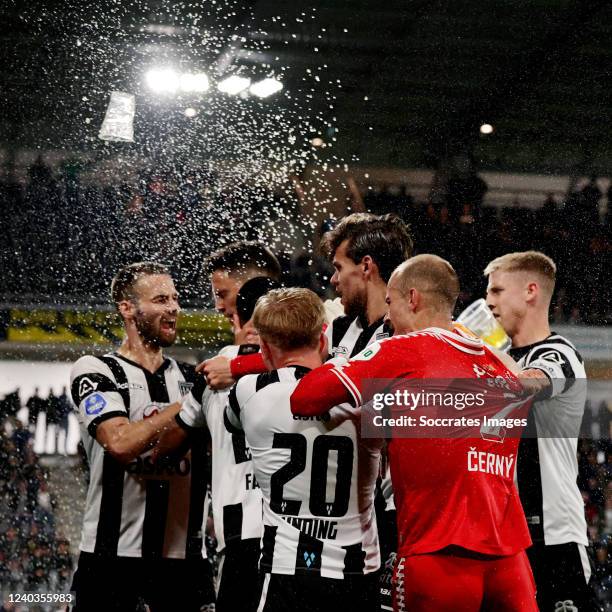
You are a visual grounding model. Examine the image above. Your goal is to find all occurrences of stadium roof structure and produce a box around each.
[1,0,612,174]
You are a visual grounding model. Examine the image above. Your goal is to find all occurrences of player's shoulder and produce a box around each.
[171,358,198,384]
[71,353,115,380]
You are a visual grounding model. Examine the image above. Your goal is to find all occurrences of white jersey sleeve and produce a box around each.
[70,355,128,437]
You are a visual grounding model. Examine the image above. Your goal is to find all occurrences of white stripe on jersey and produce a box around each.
[70,353,208,559]
[227,367,380,578]
[179,345,263,552]
[511,333,588,546]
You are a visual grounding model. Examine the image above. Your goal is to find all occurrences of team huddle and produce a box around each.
[68,213,598,611]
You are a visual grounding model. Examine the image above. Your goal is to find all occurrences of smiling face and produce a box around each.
[130,274,180,347]
[485,270,529,340]
[330,240,367,320]
[210,269,244,321]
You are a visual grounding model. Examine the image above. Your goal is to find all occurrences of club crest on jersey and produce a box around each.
[179,381,194,396]
[84,393,106,415]
[79,377,98,400]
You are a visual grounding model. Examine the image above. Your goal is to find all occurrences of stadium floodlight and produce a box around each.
[179,72,209,93]
[146,68,180,93]
[217,75,251,95]
[249,78,283,98]
[480,123,494,135]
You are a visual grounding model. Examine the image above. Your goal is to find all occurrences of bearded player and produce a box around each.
[69,262,214,611]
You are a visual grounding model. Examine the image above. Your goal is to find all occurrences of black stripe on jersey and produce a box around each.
[143,368,170,403]
[176,361,197,384]
[331,315,354,351]
[94,453,125,557]
[142,479,170,558]
[293,365,312,380]
[231,433,251,464]
[342,543,366,575]
[351,316,386,357]
[228,385,241,422]
[71,373,117,406]
[224,408,243,436]
[516,410,544,542]
[261,525,277,570]
[186,430,208,559]
[223,503,244,543]
[98,356,131,415]
[528,346,578,380]
[256,370,280,392]
[190,376,207,405]
[295,531,324,575]
[88,410,128,438]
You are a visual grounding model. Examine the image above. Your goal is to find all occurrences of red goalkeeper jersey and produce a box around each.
[290,326,532,558]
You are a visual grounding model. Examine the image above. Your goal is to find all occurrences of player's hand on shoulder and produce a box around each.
[198,355,235,390]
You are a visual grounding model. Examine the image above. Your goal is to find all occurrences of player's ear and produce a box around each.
[118,299,135,320]
[361,255,376,279]
[526,281,538,303]
[260,339,274,370]
[408,288,419,311]
[318,332,328,360]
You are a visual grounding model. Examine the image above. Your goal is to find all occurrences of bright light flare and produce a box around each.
[180,72,209,93]
[249,78,283,98]
[184,107,198,118]
[480,123,494,135]
[146,68,180,93]
[217,75,251,95]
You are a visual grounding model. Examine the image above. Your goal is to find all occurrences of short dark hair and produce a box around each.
[204,241,281,280]
[320,213,413,282]
[111,262,170,305]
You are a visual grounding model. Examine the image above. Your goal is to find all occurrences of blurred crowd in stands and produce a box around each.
[0,415,72,597]
[580,400,612,606]
[0,157,611,324]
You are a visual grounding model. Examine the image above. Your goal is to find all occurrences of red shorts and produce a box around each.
[393,549,537,612]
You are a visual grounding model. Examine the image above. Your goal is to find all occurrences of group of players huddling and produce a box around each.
[68,213,599,611]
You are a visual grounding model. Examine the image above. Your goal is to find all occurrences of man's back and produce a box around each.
[225,366,381,578]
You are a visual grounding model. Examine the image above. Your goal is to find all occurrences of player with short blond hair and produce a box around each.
[485,250,599,612]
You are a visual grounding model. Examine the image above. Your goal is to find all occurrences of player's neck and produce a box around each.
[273,349,322,371]
[117,330,165,372]
[511,312,551,348]
[365,283,388,326]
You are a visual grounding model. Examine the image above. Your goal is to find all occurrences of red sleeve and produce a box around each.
[290,364,352,416]
[230,353,267,379]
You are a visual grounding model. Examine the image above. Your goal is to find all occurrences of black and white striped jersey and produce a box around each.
[509,333,588,546]
[325,314,391,361]
[178,344,263,552]
[224,367,381,579]
[70,353,209,560]
[325,314,396,512]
